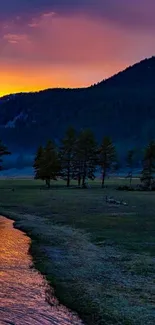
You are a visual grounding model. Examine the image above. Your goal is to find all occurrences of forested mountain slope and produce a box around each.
[0,57,155,154]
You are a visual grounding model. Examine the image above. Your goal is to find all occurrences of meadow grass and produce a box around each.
[0,178,155,324]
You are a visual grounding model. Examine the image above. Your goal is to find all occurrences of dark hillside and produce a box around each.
[0,57,155,155]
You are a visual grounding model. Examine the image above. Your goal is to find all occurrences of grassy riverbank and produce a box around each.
[0,179,155,324]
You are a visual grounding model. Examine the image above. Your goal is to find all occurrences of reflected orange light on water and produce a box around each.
[0,216,83,324]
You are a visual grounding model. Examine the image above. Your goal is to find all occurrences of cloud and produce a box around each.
[0,0,155,96]
[1,13,154,67]
[0,0,155,31]
[3,33,30,44]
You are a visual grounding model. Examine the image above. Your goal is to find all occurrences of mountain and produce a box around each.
[0,57,155,159]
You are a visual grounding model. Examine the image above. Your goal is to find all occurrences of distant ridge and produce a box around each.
[1,56,155,99]
[97,56,155,87]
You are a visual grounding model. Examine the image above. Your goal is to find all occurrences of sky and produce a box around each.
[0,0,155,96]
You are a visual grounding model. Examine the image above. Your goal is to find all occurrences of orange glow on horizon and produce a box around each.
[0,12,154,97]
[0,62,126,97]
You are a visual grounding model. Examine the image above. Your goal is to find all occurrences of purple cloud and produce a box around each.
[0,0,155,30]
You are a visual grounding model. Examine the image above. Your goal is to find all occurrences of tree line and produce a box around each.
[33,127,155,190]
[1,127,155,190]
[33,127,117,188]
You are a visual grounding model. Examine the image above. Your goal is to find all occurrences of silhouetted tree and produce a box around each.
[33,145,44,180]
[59,127,76,187]
[74,129,97,187]
[0,140,11,170]
[98,136,116,188]
[44,140,60,188]
[33,141,60,188]
[141,140,155,190]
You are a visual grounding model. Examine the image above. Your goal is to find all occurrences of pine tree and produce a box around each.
[141,140,155,190]
[43,140,60,188]
[98,136,116,188]
[59,127,76,187]
[33,145,45,180]
[74,129,97,187]
[33,141,60,188]
[126,149,135,188]
[0,140,11,170]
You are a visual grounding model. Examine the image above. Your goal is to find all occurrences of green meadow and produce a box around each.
[0,178,155,324]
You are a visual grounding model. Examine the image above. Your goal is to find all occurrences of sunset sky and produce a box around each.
[0,0,155,96]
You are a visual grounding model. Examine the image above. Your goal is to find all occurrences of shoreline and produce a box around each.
[0,214,84,325]
[1,210,104,325]
[1,209,124,325]
[0,211,87,323]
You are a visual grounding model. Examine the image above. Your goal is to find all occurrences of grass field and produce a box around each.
[0,178,155,324]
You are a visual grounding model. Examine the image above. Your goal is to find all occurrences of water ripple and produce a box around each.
[0,216,83,325]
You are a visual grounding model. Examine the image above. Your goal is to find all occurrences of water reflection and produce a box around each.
[0,216,83,325]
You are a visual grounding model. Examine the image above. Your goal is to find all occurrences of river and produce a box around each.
[0,216,83,325]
